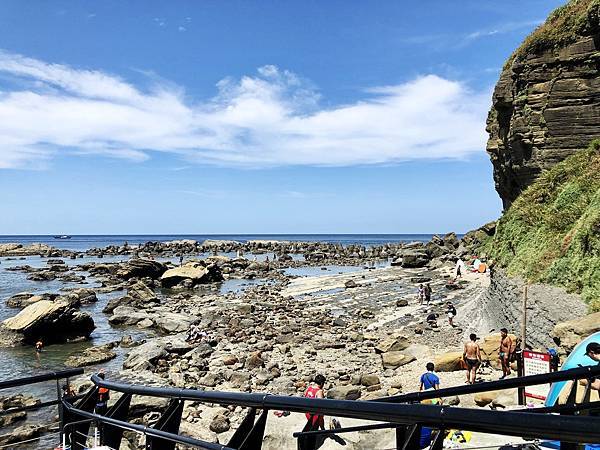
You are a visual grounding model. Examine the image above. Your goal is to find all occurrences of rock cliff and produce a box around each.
[487,0,600,208]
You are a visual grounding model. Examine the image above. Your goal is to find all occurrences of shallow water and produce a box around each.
[283,260,390,277]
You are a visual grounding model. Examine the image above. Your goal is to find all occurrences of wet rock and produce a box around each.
[67,288,98,304]
[160,262,224,287]
[5,292,56,308]
[0,424,42,445]
[117,259,167,280]
[396,299,409,307]
[1,299,95,346]
[27,271,56,281]
[0,411,26,427]
[128,281,157,301]
[64,343,117,367]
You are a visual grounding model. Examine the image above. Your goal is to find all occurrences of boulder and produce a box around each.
[344,279,358,289]
[5,292,55,308]
[127,281,157,301]
[360,374,380,387]
[160,263,223,287]
[0,424,42,446]
[553,312,600,352]
[396,299,409,307]
[153,312,194,334]
[64,343,117,367]
[108,306,151,326]
[381,352,415,369]
[67,288,98,304]
[209,414,230,433]
[245,351,264,369]
[400,251,430,268]
[1,300,94,345]
[433,351,464,372]
[375,335,410,354]
[123,340,166,370]
[327,385,361,400]
[480,333,517,367]
[117,259,167,280]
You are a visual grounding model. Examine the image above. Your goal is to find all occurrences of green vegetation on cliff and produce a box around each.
[506,0,600,67]
[484,141,600,311]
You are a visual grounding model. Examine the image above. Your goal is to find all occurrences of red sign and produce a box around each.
[523,350,551,400]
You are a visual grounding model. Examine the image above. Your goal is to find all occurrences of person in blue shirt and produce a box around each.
[420,362,440,391]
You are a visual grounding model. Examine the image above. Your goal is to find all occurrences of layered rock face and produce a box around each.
[487,3,600,208]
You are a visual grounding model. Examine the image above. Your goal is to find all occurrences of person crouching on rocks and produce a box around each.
[298,374,326,450]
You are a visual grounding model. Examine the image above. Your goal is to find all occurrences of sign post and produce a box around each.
[523,350,551,402]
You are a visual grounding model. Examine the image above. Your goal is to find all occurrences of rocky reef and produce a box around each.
[486,0,600,208]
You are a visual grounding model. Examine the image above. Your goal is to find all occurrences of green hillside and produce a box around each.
[506,0,600,67]
[484,141,600,311]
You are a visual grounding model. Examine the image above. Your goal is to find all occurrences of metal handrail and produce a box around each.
[0,368,83,390]
[375,364,600,403]
[89,374,600,443]
[61,399,235,450]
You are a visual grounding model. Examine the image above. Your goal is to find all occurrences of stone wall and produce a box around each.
[475,268,587,349]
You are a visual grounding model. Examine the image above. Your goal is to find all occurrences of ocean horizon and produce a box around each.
[0,233,455,251]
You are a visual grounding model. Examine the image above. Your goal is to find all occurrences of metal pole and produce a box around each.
[57,379,64,445]
[518,285,528,406]
[521,285,527,349]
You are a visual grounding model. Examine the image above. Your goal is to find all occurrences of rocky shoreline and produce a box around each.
[0,231,595,449]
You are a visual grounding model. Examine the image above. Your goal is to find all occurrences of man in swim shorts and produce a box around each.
[463,334,481,384]
[499,328,513,379]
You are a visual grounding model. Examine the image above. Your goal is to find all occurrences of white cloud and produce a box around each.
[0,50,490,169]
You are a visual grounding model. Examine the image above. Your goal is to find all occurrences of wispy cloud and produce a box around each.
[0,51,490,170]
[153,17,166,27]
[464,19,543,42]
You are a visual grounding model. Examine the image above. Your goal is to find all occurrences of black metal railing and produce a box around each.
[0,368,83,448]
[56,365,600,450]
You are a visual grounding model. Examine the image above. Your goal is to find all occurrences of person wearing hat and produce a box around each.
[463,333,481,384]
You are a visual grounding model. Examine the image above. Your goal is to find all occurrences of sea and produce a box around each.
[0,234,440,251]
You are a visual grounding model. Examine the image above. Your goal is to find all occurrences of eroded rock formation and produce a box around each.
[487,0,600,208]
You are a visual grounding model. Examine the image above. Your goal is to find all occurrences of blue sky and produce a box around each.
[0,0,564,234]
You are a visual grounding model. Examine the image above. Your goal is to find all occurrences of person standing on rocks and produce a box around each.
[419,362,440,392]
[95,372,110,441]
[463,334,481,384]
[446,302,456,327]
[424,283,432,305]
[298,374,326,450]
[499,328,513,379]
[417,284,425,305]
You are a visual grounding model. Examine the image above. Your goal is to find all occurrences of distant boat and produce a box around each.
[53,235,72,239]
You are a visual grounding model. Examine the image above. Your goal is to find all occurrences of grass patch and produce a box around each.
[484,140,600,311]
[505,0,600,68]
